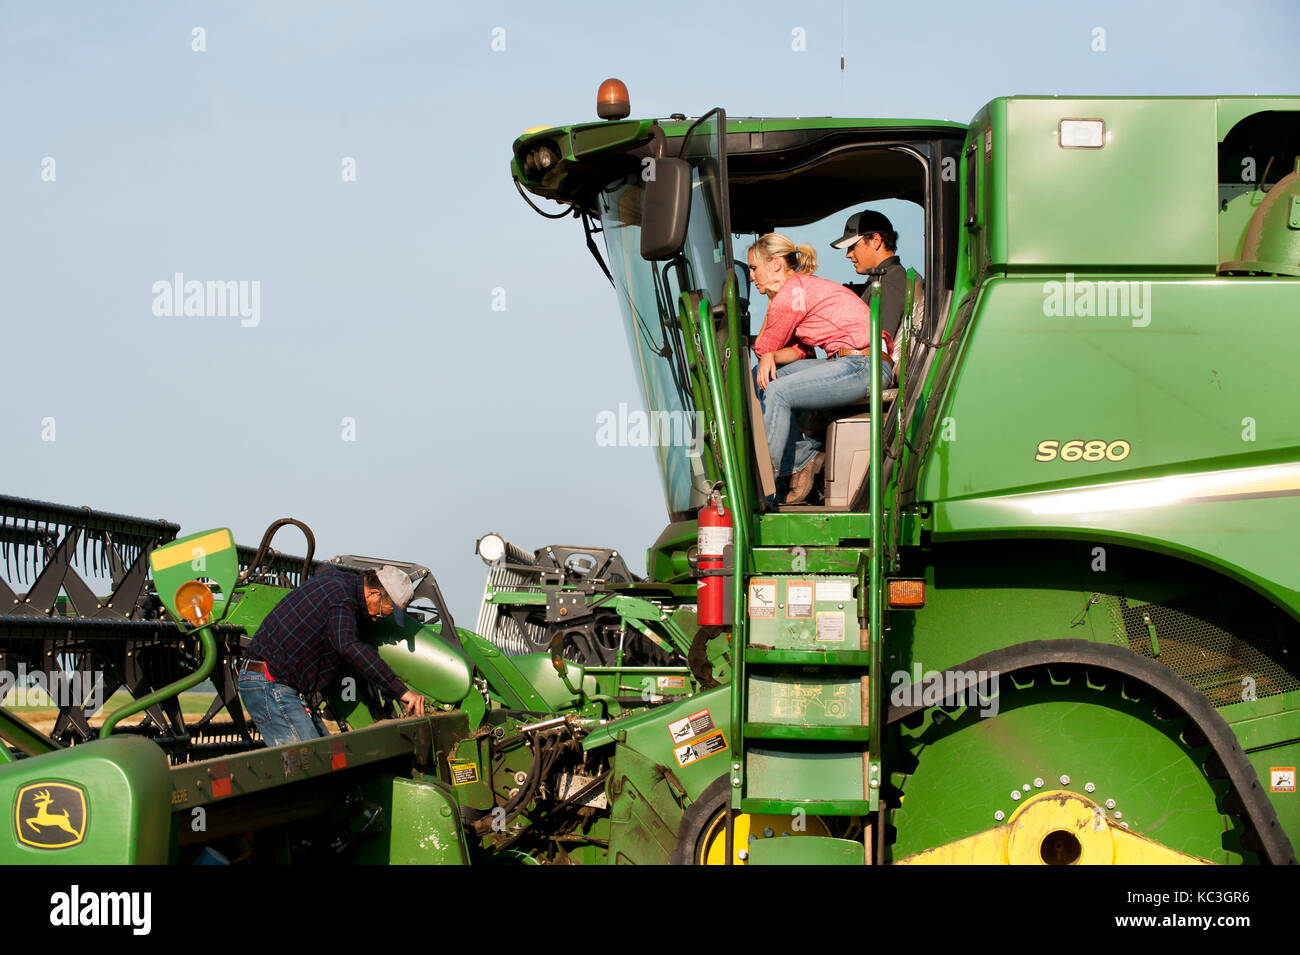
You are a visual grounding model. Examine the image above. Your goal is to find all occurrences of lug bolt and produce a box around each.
[1105,799,1116,810]
[1113,811,1123,819]
[1084,782,1095,793]
[994,810,1005,821]
[738,849,749,860]
[763,827,774,838]
[1022,783,1031,792]
[1010,790,1021,800]
[1033,778,1044,788]
[1060,775,1070,785]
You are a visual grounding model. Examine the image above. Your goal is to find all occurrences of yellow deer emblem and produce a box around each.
[14,782,87,849]
[27,789,78,836]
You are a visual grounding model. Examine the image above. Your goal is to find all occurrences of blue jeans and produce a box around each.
[755,356,893,478]
[237,666,329,747]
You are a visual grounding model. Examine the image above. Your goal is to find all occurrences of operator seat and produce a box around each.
[823,271,923,507]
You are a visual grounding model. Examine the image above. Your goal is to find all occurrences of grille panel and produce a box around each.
[1106,593,1299,708]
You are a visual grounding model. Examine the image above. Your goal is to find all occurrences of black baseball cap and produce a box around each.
[831,210,894,249]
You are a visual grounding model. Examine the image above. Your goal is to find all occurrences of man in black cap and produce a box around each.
[831,210,909,365]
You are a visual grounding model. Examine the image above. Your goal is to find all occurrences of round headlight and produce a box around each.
[476,533,507,565]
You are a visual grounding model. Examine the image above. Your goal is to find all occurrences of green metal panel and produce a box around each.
[993,98,1219,269]
[747,668,862,727]
[743,743,868,812]
[746,576,860,651]
[354,775,468,865]
[368,620,472,706]
[1216,98,1300,139]
[747,835,865,864]
[0,736,171,864]
[919,275,1300,613]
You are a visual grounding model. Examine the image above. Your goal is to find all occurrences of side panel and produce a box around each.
[0,736,172,864]
[921,277,1300,610]
[993,98,1219,269]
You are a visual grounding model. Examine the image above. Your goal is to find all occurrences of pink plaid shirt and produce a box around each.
[753,274,891,360]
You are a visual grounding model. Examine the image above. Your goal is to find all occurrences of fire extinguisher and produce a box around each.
[697,488,733,626]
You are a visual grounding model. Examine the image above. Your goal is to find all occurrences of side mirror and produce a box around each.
[640,158,691,260]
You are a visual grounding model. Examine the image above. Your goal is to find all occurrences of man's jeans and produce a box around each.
[755,355,894,478]
[237,666,329,748]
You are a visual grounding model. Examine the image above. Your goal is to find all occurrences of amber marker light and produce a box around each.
[888,579,926,609]
[175,580,215,626]
[597,78,630,121]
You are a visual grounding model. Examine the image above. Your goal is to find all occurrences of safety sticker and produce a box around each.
[1272,767,1296,792]
[748,580,777,618]
[668,708,715,744]
[450,762,480,786]
[786,582,814,619]
[657,676,686,690]
[816,579,853,603]
[674,730,727,768]
[816,612,846,642]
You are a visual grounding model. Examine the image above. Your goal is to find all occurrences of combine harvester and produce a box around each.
[2,84,1298,864]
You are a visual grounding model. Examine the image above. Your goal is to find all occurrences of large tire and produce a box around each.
[669,775,731,865]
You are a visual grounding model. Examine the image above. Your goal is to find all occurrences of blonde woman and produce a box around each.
[748,233,894,504]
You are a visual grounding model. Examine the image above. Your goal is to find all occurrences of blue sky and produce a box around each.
[2,0,1297,625]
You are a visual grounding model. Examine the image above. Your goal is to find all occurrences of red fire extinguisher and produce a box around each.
[697,489,733,626]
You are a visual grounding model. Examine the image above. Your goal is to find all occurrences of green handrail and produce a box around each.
[99,625,218,739]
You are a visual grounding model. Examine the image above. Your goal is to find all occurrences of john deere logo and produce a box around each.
[14,783,87,849]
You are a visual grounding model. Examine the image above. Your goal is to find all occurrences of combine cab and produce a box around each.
[507,85,1300,864]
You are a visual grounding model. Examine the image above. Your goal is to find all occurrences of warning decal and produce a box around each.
[450,762,480,786]
[668,708,715,744]
[748,580,777,618]
[786,582,814,619]
[673,730,727,768]
[1272,767,1296,793]
[657,676,686,690]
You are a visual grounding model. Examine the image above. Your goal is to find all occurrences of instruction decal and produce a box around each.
[674,730,727,768]
[786,581,814,619]
[450,762,480,786]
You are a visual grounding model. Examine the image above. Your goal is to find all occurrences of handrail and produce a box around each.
[98,624,218,739]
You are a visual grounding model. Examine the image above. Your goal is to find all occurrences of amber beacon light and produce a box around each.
[597,78,630,120]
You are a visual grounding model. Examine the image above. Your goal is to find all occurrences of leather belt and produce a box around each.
[243,659,275,682]
[835,347,893,366]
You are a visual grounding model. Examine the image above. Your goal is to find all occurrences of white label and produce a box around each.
[816,612,846,642]
[787,583,813,618]
[697,525,732,556]
[1059,119,1104,148]
[815,580,853,603]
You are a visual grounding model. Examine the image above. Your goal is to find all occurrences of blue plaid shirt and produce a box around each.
[247,566,408,698]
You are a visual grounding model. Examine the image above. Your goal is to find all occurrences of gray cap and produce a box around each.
[376,565,414,626]
[831,210,894,250]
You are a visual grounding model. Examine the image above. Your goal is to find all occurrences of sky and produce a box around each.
[2,0,1297,626]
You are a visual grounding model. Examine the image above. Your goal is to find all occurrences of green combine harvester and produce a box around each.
[2,85,1298,865]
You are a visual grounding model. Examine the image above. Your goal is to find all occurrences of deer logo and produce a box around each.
[14,782,87,849]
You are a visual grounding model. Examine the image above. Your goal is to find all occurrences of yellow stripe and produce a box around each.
[152,529,234,571]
